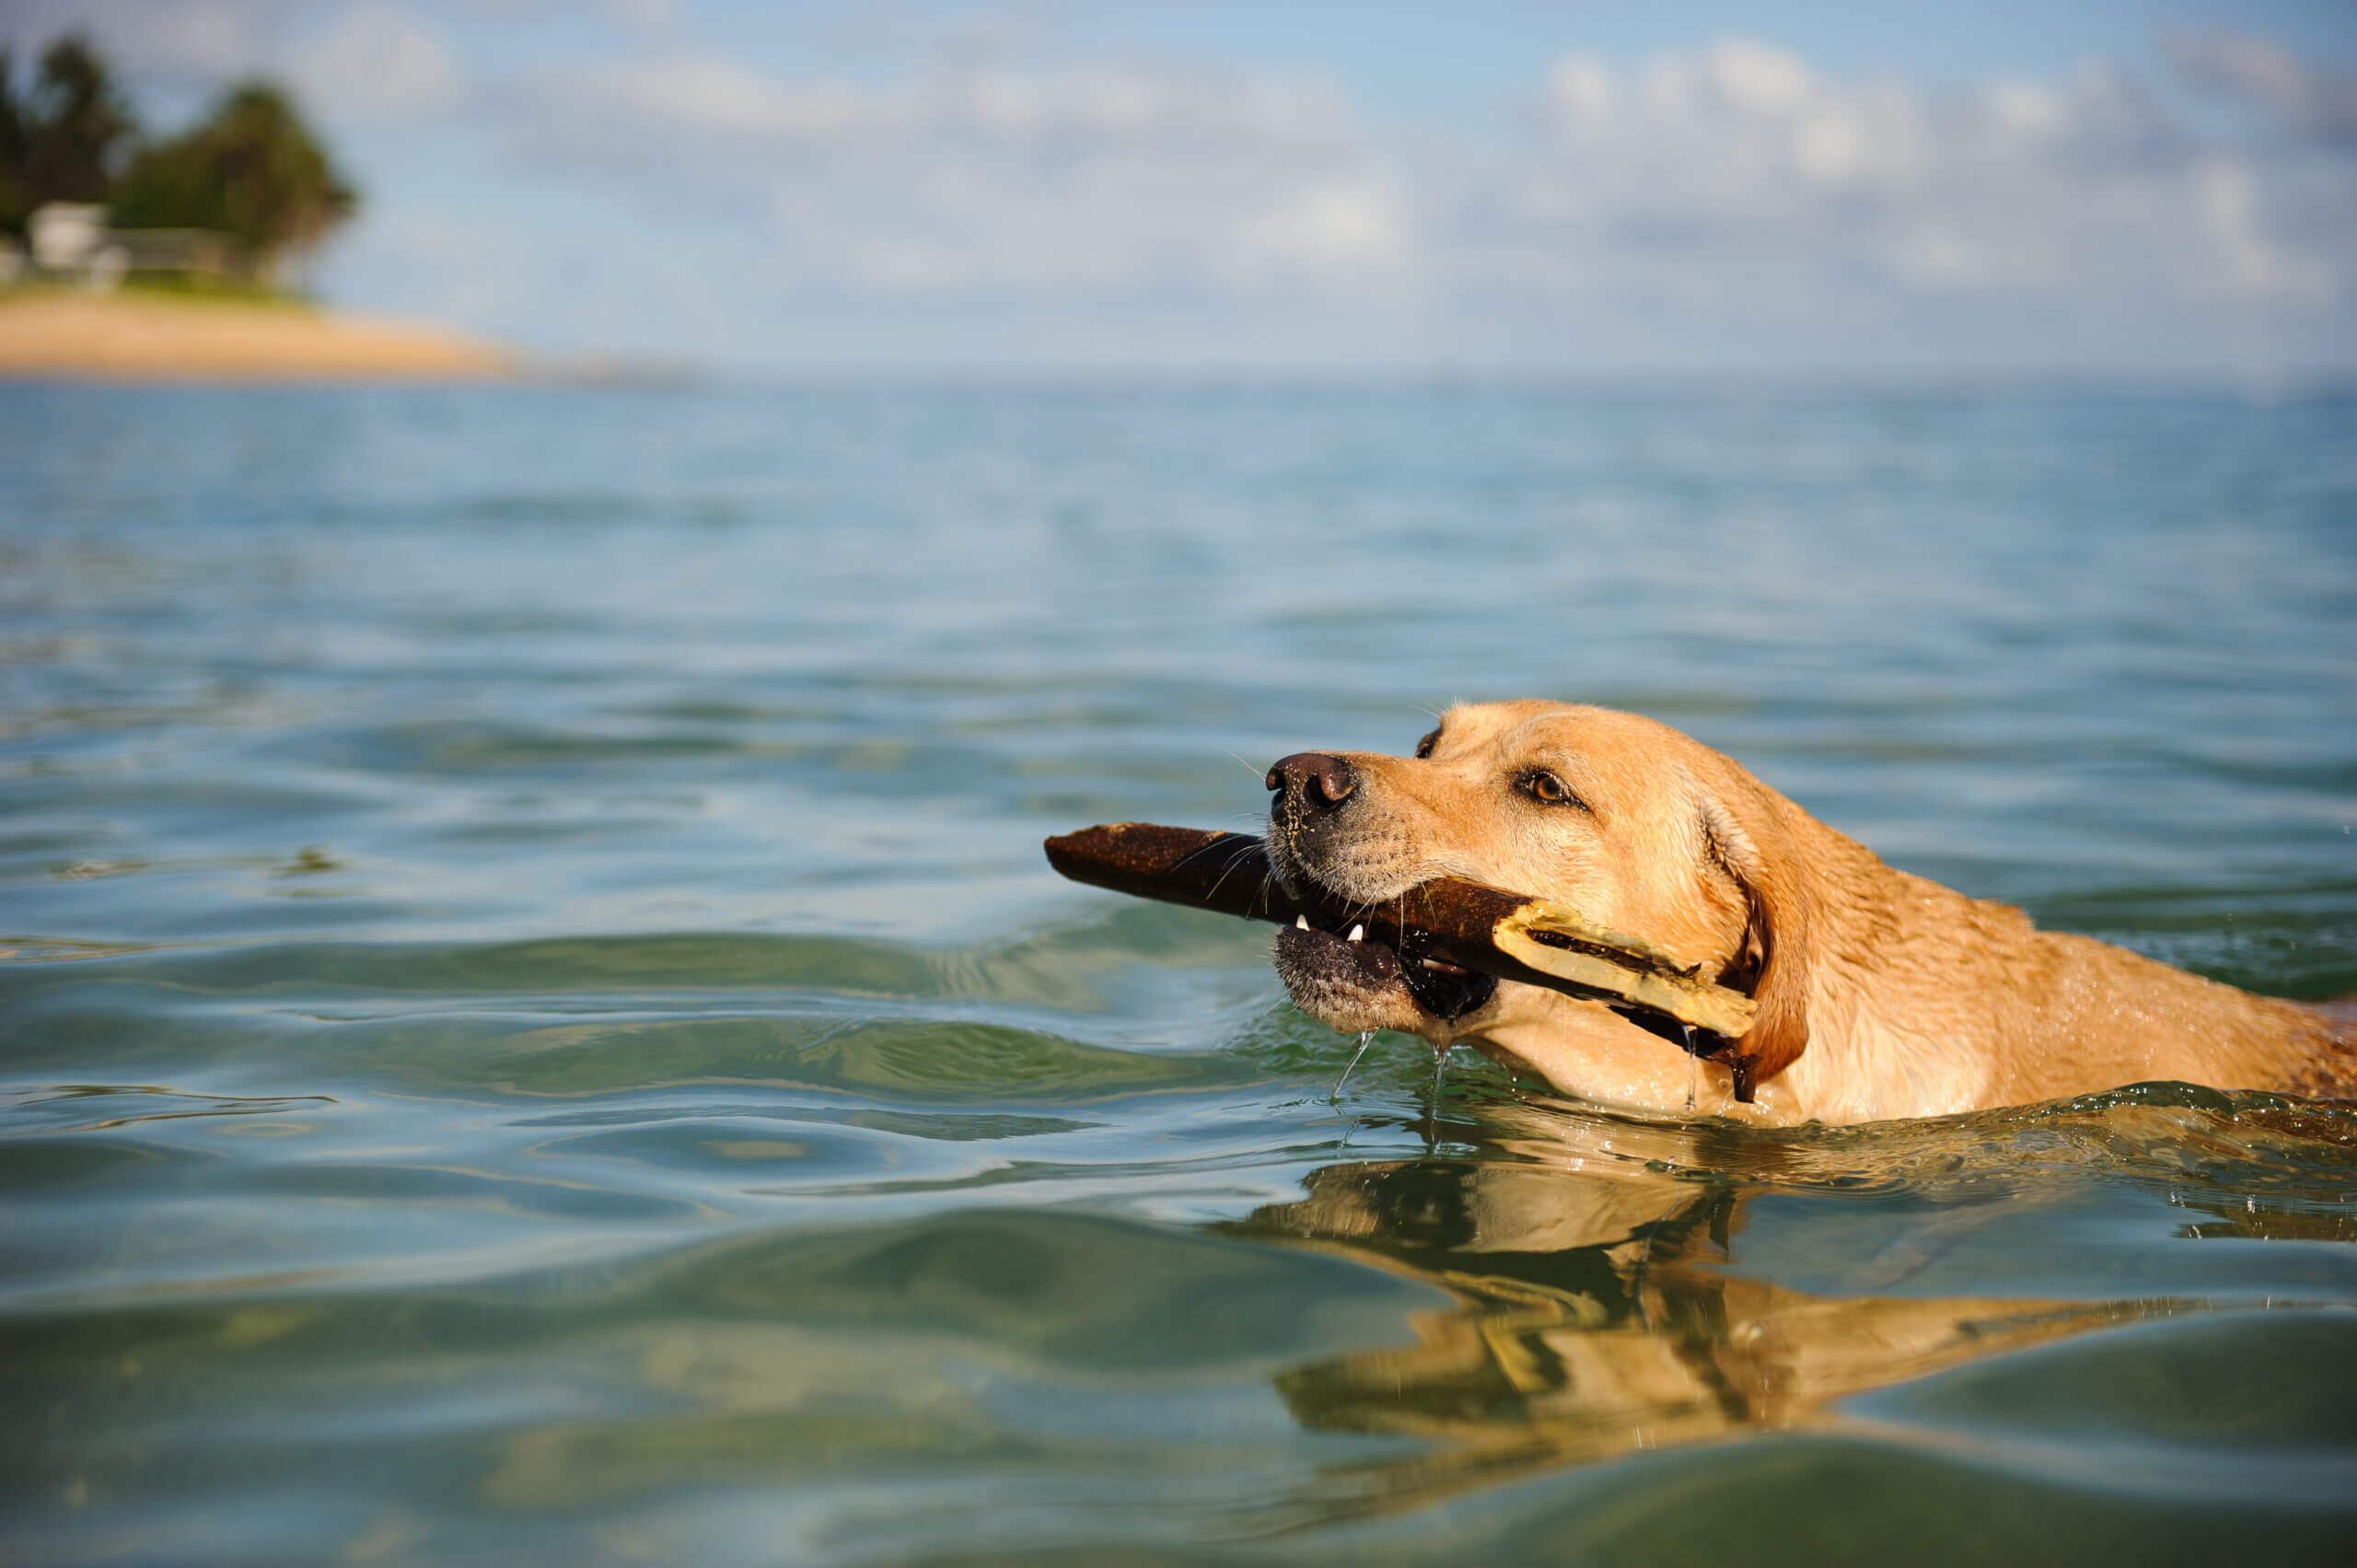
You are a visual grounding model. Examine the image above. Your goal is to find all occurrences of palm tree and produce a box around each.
[111,82,358,282]
[1,35,143,237]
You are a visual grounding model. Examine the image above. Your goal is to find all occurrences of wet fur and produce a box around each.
[1267,701,2354,1125]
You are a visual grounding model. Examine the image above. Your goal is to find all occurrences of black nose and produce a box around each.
[1265,751,1357,810]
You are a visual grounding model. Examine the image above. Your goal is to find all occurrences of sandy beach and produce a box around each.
[0,289,510,381]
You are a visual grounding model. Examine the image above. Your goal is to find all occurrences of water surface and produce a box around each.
[3,383,2354,1563]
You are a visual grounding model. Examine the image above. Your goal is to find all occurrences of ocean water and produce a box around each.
[2,381,2354,1564]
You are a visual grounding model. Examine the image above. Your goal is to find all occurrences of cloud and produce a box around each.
[285,3,460,118]
[2170,30,2357,145]
[485,33,2349,358]
[9,3,2354,372]
[1481,39,2340,310]
[0,0,303,83]
[553,54,864,143]
[602,0,678,38]
[502,56,1410,300]
[3,0,459,117]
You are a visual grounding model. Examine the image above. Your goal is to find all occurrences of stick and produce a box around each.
[1042,822,1756,1040]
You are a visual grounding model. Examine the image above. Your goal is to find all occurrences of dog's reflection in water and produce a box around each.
[1225,1102,2153,1516]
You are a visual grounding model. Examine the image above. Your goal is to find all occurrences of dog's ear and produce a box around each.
[1697,789,1814,1098]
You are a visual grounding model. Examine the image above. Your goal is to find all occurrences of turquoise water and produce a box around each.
[3,383,2354,1563]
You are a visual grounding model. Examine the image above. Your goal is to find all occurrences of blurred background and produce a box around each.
[3,5,2356,1567]
[4,0,2356,378]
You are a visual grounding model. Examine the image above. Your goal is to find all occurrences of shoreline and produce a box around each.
[0,288,512,382]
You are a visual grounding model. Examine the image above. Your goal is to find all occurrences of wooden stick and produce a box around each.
[1043,822,1756,1040]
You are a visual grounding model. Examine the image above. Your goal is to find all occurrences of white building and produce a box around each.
[29,203,108,271]
[21,202,227,291]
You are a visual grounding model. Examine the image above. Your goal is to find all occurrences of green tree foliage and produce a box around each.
[0,52,20,236]
[112,82,358,280]
[1,35,143,236]
[2,35,357,284]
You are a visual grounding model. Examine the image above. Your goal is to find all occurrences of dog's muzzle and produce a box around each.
[1264,752,1495,1030]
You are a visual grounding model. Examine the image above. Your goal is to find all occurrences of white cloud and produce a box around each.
[1248,174,1406,271]
[504,56,1406,300]
[1696,38,1814,118]
[0,0,301,82]
[431,32,2357,370]
[602,0,677,38]
[509,33,2351,321]
[287,3,459,118]
[3,0,458,116]
[1489,40,2341,312]
[11,3,2354,372]
[2170,31,2357,145]
[573,53,862,140]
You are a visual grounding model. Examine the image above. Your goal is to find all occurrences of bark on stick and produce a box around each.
[1043,822,1755,1039]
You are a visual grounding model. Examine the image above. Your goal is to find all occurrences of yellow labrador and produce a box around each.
[1266,701,2353,1124]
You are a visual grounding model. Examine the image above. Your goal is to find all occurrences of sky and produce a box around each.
[6,0,2357,377]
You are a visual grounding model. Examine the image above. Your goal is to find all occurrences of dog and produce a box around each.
[1266,701,2354,1124]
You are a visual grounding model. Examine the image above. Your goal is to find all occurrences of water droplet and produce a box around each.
[1330,1030,1376,1099]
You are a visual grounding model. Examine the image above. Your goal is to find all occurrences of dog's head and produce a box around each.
[1266,701,1815,1096]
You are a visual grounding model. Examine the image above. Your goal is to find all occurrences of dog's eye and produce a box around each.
[1414,728,1440,760]
[1517,769,1586,810]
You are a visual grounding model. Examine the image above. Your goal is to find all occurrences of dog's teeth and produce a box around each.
[1295,915,1310,931]
[1348,924,1364,943]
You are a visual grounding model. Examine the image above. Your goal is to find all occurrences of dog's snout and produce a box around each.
[1266,751,1357,810]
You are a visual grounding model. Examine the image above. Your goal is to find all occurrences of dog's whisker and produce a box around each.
[1211,842,1262,881]
[1200,842,1262,905]
[1170,833,1255,875]
[1167,838,1226,873]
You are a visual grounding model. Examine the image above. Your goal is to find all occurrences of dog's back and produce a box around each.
[1776,843,2352,1114]
[1711,764,2352,1117]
